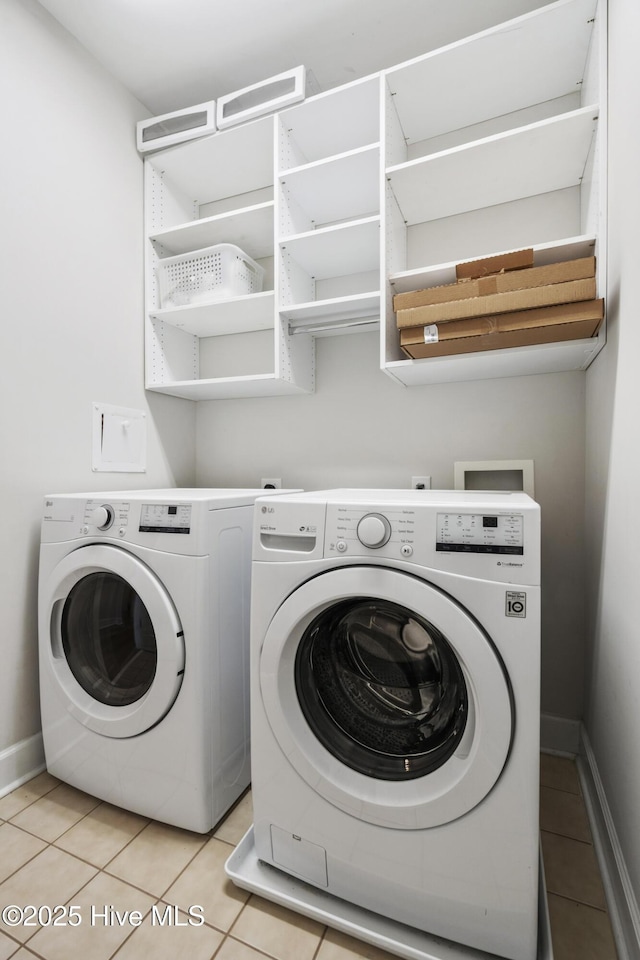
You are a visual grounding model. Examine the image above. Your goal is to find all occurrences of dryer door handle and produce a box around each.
[50,600,64,660]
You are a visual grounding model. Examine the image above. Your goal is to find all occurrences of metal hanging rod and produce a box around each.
[288,316,380,336]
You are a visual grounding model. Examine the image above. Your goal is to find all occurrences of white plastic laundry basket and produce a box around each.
[157,244,265,308]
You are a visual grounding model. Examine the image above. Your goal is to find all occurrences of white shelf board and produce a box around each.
[280,217,380,278]
[385,335,605,387]
[387,106,598,226]
[147,115,274,206]
[282,292,380,325]
[279,75,380,166]
[149,291,275,338]
[279,145,379,225]
[146,374,309,401]
[389,235,598,294]
[150,202,274,258]
[385,0,597,145]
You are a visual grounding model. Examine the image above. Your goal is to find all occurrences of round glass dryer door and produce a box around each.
[43,544,185,738]
[260,566,513,829]
[61,572,158,708]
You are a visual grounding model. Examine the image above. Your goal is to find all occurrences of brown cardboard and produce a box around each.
[393,257,595,312]
[401,319,602,359]
[455,248,534,280]
[399,302,604,360]
[400,299,605,346]
[395,277,597,328]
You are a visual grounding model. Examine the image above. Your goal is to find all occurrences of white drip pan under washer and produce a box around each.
[225,827,553,960]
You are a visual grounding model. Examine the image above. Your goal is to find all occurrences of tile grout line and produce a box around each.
[313,925,331,960]
[0,822,48,887]
[1,772,62,805]
[540,827,595,847]
[6,788,103,850]
[548,889,612,914]
[542,828,593,844]
[221,931,287,960]
[540,782,583,798]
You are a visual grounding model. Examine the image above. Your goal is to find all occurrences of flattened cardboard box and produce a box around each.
[400,300,604,360]
[395,276,596,328]
[393,257,595,313]
[400,299,605,346]
[455,248,534,280]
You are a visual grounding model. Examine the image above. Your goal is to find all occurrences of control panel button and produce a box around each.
[336,539,348,553]
[357,513,392,549]
[401,544,413,557]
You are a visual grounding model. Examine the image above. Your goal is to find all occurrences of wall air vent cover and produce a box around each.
[217,66,306,130]
[136,101,216,154]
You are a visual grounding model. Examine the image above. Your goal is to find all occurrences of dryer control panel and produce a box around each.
[139,503,192,534]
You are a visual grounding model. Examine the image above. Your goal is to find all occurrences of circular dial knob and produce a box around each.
[90,505,113,530]
[356,513,391,549]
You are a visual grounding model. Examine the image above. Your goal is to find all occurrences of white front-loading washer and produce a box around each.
[234,489,541,960]
[38,488,291,833]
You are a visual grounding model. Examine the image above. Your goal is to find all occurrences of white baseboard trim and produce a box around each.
[578,726,640,960]
[0,732,46,800]
[540,712,581,754]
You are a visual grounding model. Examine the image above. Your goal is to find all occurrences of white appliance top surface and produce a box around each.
[45,488,298,509]
[257,488,538,509]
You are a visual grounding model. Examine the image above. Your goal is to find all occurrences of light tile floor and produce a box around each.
[540,753,618,960]
[0,755,619,960]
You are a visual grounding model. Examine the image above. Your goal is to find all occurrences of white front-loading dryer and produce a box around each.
[239,489,541,960]
[38,488,291,833]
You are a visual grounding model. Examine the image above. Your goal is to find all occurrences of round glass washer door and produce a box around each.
[295,596,469,782]
[43,544,185,738]
[260,566,513,829]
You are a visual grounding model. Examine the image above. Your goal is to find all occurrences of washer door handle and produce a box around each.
[454,693,475,760]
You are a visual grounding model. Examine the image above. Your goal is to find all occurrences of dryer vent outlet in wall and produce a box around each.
[92,402,146,473]
[454,460,534,497]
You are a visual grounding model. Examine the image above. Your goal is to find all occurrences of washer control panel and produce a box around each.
[255,493,538,584]
[326,504,417,559]
[325,504,525,561]
[436,512,524,555]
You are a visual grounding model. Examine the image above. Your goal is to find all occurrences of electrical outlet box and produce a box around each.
[411,476,432,490]
[261,478,282,489]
